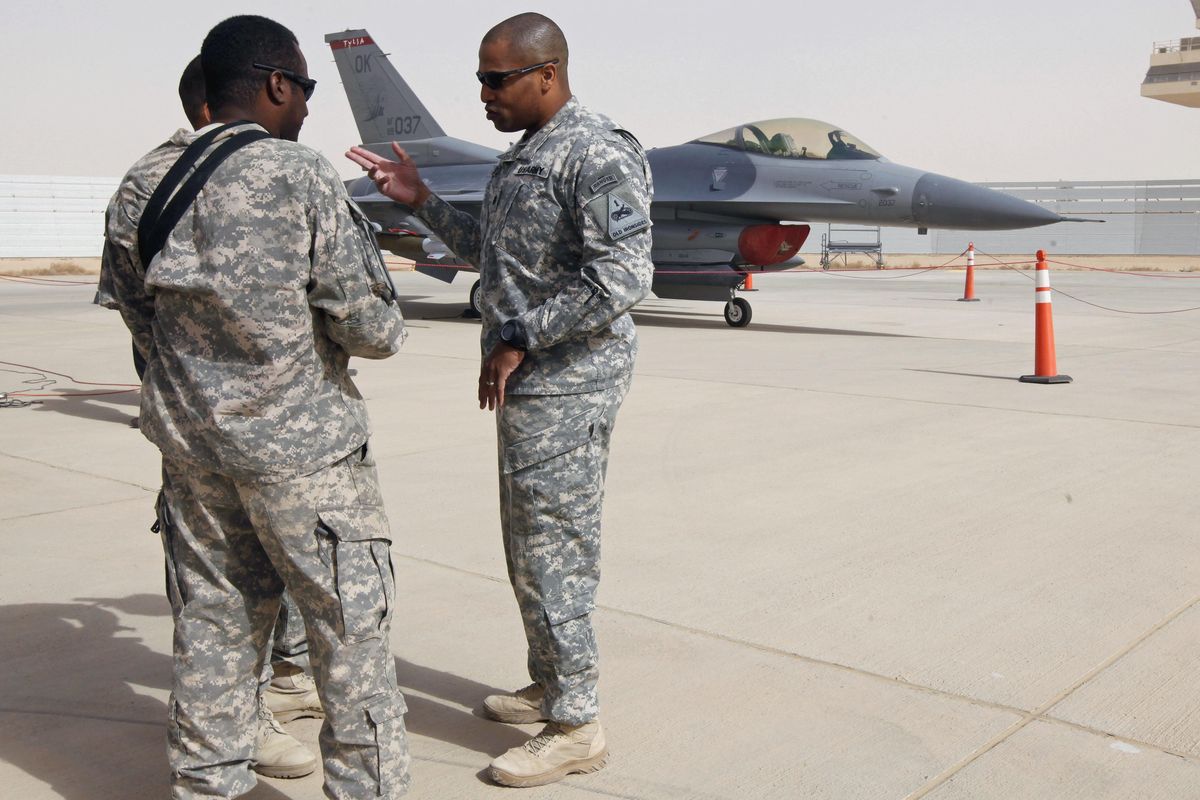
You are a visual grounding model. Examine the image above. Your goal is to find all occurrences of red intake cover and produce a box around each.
[737,224,811,266]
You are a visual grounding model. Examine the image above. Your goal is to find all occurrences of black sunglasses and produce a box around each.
[476,59,559,91]
[253,62,317,101]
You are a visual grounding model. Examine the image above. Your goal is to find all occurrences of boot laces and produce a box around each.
[515,682,541,702]
[257,694,286,734]
[525,723,566,756]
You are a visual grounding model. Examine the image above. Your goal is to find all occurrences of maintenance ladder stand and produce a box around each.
[820,224,885,269]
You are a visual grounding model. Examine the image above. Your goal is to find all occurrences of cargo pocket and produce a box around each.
[490,180,558,266]
[545,596,598,675]
[346,199,399,304]
[316,506,394,644]
[153,489,187,610]
[502,408,601,538]
[365,693,411,797]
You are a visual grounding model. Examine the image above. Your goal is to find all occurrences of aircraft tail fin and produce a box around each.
[325,29,446,143]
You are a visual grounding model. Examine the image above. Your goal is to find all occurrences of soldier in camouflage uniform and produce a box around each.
[100,53,324,781]
[348,12,652,788]
[103,16,411,799]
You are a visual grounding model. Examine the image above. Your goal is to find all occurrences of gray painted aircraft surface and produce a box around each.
[326,28,1070,327]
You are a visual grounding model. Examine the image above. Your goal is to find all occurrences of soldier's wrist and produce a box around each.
[499,318,528,350]
[413,185,432,210]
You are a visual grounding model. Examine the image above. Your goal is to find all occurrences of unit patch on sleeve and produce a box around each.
[586,186,650,242]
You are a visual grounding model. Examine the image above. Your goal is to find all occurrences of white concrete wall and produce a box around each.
[0,175,119,258]
[4,176,1198,259]
[803,179,1200,257]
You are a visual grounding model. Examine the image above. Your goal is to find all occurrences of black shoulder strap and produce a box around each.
[136,122,270,266]
[137,122,238,262]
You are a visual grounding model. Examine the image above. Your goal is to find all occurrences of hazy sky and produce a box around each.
[2,0,1197,182]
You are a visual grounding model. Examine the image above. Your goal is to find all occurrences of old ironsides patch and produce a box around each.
[586,186,649,242]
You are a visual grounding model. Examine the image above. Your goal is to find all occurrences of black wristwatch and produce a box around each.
[499,318,528,350]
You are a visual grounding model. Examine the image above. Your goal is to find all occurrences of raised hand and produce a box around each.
[346,142,431,208]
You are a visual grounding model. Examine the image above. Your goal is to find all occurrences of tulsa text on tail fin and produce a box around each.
[325,28,497,169]
[325,29,446,143]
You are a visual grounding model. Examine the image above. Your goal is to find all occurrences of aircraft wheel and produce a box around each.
[469,279,483,315]
[724,297,752,328]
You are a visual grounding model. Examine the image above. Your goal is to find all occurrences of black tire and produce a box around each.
[469,279,483,315]
[724,297,752,327]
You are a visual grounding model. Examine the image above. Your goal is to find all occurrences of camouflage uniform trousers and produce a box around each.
[158,486,308,694]
[496,382,629,725]
[272,591,309,671]
[159,445,411,799]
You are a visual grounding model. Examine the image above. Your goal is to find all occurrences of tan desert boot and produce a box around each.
[266,665,324,723]
[488,720,608,788]
[253,696,317,779]
[482,682,547,724]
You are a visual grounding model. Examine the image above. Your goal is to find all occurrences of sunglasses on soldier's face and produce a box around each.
[475,59,559,91]
[253,62,317,101]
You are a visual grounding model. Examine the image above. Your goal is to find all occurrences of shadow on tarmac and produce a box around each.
[632,308,916,338]
[0,594,517,797]
[395,292,917,339]
[906,368,1020,382]
[28,390,141,426]
[394,659,529,756]
[0,595,291,799]
[397,296,481,325]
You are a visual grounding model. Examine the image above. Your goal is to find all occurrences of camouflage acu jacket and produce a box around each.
[102,123,406,482]
[417,97,653,395]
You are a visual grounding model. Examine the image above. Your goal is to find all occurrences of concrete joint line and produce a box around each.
[396,552,1200,795]
[393,551,1031,719]
[902,590,1200,800]
[0,449,156,493]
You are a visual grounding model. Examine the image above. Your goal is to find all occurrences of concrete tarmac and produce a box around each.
[2,265,1199,799]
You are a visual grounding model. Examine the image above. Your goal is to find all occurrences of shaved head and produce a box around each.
[482,12,568,71]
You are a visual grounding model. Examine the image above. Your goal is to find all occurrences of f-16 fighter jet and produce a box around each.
[327,29,1067,327]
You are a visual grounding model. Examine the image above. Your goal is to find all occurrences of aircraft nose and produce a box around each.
[911,173,1061,230]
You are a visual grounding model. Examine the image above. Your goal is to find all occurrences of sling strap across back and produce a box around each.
[137,122,270,266]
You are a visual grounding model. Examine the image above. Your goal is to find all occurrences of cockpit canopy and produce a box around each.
[694,118,882,161]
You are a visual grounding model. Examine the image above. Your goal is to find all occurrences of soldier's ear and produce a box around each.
[265,71,288,106]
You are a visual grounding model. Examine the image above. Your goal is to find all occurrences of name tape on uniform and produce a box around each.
[514,163,549,178]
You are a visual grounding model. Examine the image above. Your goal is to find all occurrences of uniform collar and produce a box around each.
[499,96,581,163]
[180,121,269,145]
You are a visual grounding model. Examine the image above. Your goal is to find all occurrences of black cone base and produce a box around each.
[1019,374,1072,384]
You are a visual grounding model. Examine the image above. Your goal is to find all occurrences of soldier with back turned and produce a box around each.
[104,15,411,798]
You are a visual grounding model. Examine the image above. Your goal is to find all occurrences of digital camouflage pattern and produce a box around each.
[161,448,410,799]
[103,123,406,482]
[418,97,651,724]
[417,96,654,395]
[497,385,627,724]
[106,125,411,797]
[271,591,309,670]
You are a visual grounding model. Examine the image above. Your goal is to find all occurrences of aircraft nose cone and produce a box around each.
[912,173,1062,230]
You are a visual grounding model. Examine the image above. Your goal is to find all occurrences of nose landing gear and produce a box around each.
[724,294,752,327]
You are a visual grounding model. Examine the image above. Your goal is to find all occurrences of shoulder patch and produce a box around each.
[586,185,650,242]
[589,174,620,195]
[514,163,549,178]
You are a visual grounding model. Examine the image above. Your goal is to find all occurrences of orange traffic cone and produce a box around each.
[1019,250,1072,384]
[958,242,979,301]
[743,271,756,291]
